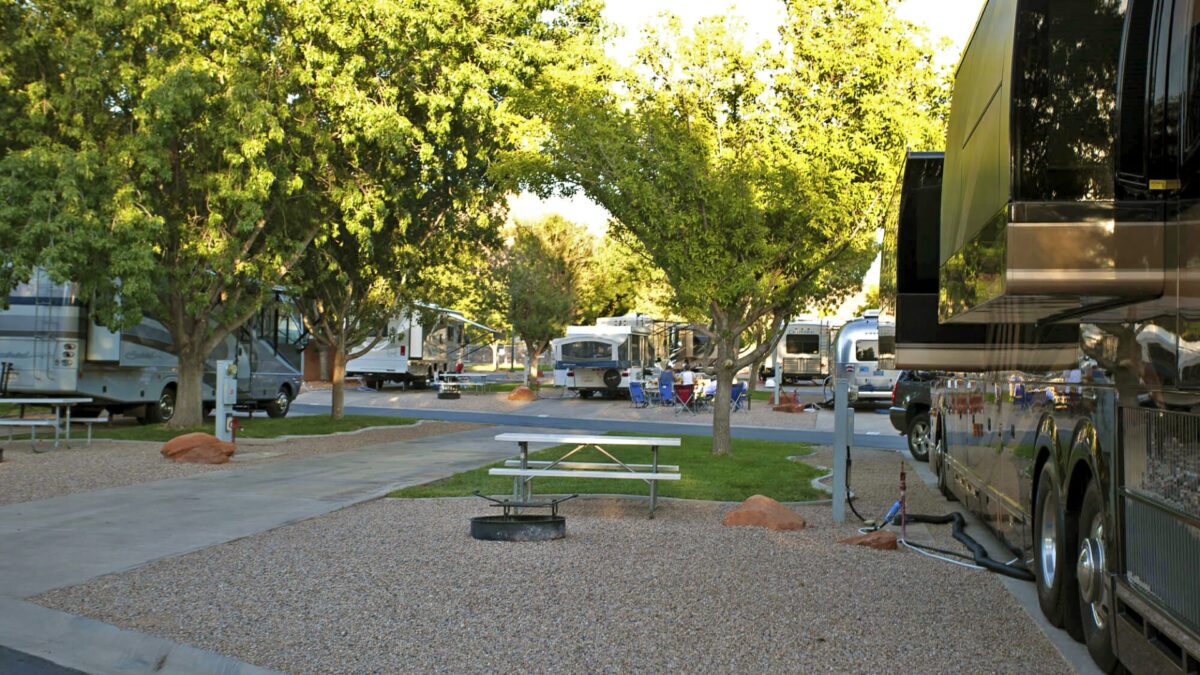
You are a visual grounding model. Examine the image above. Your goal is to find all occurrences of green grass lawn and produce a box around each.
[391,433,825,502]
[90,414,420,442]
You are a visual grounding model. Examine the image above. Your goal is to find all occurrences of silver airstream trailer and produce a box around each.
[826,311,898,402]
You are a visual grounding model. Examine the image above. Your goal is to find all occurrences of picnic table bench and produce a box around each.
[0,397,96,452]
[489,433,682,518]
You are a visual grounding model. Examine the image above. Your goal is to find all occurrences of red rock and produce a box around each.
[839,530,898,550]
[161,432,236,465]
[507,386,537,401]
[722,495,807,531]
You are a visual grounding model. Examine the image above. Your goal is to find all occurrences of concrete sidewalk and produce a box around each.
[0,425,533,674]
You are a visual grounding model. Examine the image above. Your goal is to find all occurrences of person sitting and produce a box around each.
[702,379,717,398]
[680,362,695,386]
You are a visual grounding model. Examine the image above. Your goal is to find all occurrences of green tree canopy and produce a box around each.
[1,0,601,426]
[521,1,948,453]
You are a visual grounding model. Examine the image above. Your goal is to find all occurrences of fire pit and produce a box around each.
[470,492,577,542]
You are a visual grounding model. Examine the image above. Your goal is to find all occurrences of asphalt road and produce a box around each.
[290,402,908,451]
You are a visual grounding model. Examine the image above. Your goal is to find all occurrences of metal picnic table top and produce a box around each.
[494,433,681,446]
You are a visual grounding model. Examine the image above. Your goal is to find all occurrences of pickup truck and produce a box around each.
[888,370,935,462]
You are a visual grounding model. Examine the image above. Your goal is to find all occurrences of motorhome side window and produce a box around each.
[1188,0,1200,154]
[856,340,877,362]
[1118,0,1157,181]
[785,334,819,355]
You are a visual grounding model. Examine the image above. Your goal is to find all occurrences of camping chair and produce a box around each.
[658,381,674,407]
[731,383,748,413]
[673,384,697,416]
[629,381,650,408]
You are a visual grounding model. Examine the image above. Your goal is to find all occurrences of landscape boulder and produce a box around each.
[722,494,807,531]
[161,432,236,465]
[839,530,898,551]
[507,386,537,402]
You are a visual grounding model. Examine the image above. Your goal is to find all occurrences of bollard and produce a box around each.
[832,375,849,522]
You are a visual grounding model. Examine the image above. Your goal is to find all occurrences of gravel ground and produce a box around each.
[0,421,483,506]
[36,447,1069,673]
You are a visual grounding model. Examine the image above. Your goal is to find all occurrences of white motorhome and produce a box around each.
[344,304,495,389]
[762,318,831,383]
[552,314,656,398]
[826,310,898,402]
[0,269,304,422]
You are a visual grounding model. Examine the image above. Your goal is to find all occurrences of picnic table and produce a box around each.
[436,373,490,394]
[489,433,682,518]
[0,397,96,452]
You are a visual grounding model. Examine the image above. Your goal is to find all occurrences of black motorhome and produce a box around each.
[886,0,1200,672]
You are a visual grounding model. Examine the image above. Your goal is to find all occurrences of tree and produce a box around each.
[1,0,601,427]
[506,215,591,383]
[529,3,947,454]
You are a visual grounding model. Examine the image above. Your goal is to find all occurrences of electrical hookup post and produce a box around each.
[215,360,237,443]
[831,365,853,522]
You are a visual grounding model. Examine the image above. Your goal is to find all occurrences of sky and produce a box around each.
[509,0,986,235]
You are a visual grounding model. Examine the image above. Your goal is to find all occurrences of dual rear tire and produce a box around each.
[1034,463,1115,672]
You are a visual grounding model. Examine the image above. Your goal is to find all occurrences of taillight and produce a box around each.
[621,371,629,377]
[567,370,574,377]
[891,380,898,404]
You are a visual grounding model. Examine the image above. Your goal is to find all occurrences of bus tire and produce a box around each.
[264,386,292,418]
[144,385,176,424]
[1076,479,1117,672]
[1034,463,1078,630]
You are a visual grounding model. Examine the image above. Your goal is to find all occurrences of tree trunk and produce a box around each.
[490,340,501,371]
[169,344,206,429]
[748,354,767,394]
[711,335,736,456]
[330,344,346,421]
[523,339,541,384]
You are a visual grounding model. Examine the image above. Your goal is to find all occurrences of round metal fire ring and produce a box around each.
[470,514,566,541]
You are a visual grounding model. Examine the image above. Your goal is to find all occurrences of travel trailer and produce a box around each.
[825,311,898,402]
[0,269,304,422]
[552,314,656,397]
[344,304,495,389]
[762,318,831,383]
[884,1,1200,670]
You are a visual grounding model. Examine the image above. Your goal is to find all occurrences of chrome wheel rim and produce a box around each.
[159,391,175,420]
[1077,516,1109,630]
[911,420,932,457]
[275,390,290,413]
[1039,490,1059,589]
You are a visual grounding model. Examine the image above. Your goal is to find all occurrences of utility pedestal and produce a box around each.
[832,371,850,522]
[215,360,237,443]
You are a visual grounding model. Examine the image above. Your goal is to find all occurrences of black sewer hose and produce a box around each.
[895,512,1036,581]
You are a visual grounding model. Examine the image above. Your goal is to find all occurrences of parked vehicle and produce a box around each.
[0,269,303,422]
[888,370,935,461]
[552,314,657,397]
[824,311,898,403]
[345,304,495,389]
[760,318,831,383]
[884,1,1200,671]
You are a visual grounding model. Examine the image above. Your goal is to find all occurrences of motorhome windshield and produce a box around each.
[786,334,820,355]
[561,341,613,361]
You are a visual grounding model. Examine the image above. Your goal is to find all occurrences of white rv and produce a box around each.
[345,304,495,389]
[0,270,304,422]
[552,314,656,398]
[763,318,831,383]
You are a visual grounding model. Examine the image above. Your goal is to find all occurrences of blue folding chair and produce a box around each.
[731,382,748,413]
[658,381,674,407]
[629,381,650,408]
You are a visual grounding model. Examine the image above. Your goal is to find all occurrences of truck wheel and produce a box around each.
[934,432,957,501]
[1076,479,1117,672]
[906,411,932,462]
[264,386,291,418]
[1034,463,1079,632]
[144,385,176,424]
